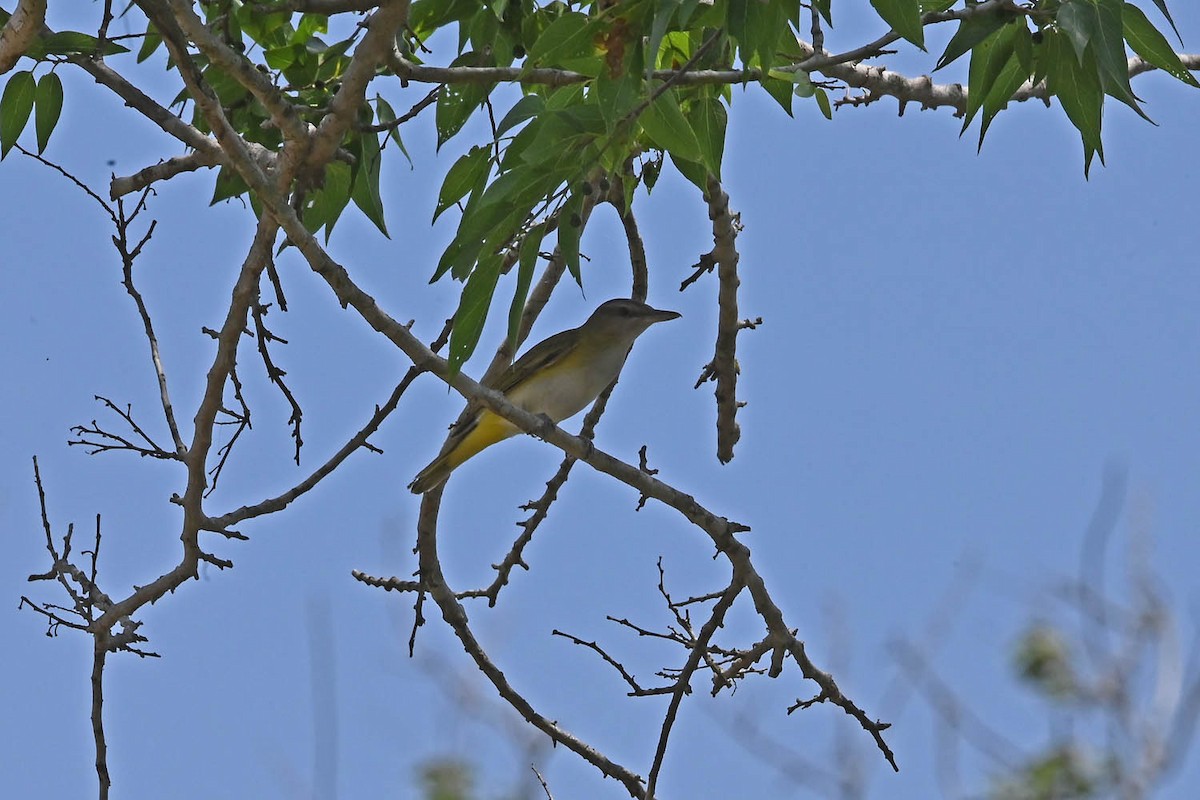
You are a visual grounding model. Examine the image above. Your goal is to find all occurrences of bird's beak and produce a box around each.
[646,307,681,323]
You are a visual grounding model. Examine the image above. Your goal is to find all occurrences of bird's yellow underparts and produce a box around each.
[409,298,680,494]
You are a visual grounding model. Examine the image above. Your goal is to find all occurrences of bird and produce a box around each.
[409,298,681,493]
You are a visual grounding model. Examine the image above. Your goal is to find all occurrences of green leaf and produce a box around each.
[962,23,1018,132]
[814,0,832,26]
[760,75,795,116]
[526,11,593,65]
[265,44,302,70]
[558,192,585,286]
[729,0,786,69]
[518,107,603,168]
[870,0,925,50]
[668,153,710,195]
[1148,0,1183,46]
[1044,29,1105,175]
[448,252,505,374]
[495,94,545,137]
[211,165,250,205]
[34,72,63,154]
[296,13,329,41]
[592,71,640,132]
[1057,0,1094,61]
[301,161,353,241]
[686,97,726,179]
[434,164,559,281]
[374,96,413,166]
[789,71,816,98]
[409,0,478,41]
[747,0,786,70]
[726,0,750,59]
[814,87,833,119]
[935,8,1008,71]
[645,0,677,78]
[435,52,495,150]
[508,224,545,351]
[351,133,389,237]
[1059,0,1150,120]
[1123,3,1200,88]
[977,30,1033,149]
[138,23,162,63]
[640,87,703,164]
[1,71,36,159]
[25,31,129,60]
[435,145,492,222]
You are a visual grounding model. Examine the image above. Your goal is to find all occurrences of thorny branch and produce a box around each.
[21,459,160,799]
[68,396,177,460]
[694,177,745,464]
[250,299,304,464]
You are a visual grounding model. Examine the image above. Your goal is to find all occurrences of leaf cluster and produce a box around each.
[2,0,1192,361]
[939,0,1196,172]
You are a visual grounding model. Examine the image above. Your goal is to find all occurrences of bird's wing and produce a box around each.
[491,326,578,395]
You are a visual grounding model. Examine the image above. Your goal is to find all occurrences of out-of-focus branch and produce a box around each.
[0,0,44,74]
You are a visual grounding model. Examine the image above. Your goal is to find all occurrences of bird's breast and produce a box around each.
[507,345,630,422]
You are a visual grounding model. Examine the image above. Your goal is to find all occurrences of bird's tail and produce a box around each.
[408,411,517,494]
[408,453,453,495]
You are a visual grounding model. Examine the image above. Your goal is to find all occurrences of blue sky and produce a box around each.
[3,4,1200,798]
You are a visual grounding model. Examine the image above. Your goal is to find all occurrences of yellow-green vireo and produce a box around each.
[409,298,681,493]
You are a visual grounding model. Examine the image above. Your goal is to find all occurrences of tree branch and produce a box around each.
[0,0,45,74]
[110,151,223,198]
[696,178,743,464]
[308,0,411,169]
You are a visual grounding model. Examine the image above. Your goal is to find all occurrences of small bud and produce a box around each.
[580,181,593,195]
[598,177,611,192]
[1031,30,1044,44]
[513,44,526,59]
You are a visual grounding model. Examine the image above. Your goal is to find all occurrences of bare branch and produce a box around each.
[210,370,420,528]
[69,396,178,460]
[644,575,744,800]
[552,629,667,697]
[110,151,223,199]
[414,499,649,797]
[359,86,439,134]
[249,300,304,464]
